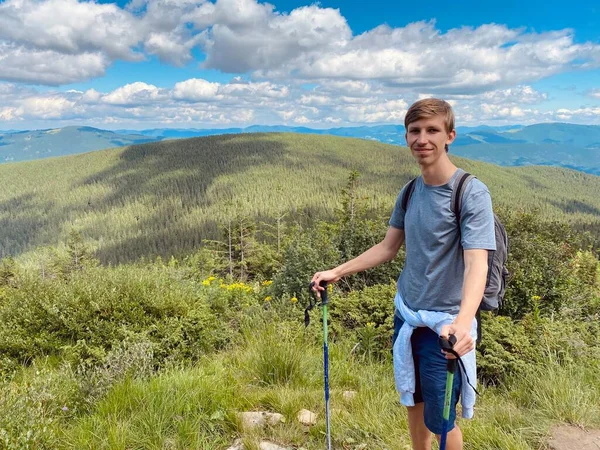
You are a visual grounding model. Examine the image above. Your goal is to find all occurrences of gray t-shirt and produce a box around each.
[389,169,496,314]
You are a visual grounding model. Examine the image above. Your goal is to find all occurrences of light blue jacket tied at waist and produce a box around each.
[392,291,478,419]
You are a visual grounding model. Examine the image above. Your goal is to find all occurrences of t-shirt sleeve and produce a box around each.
[389,183,409,229]
[459,181,496,250]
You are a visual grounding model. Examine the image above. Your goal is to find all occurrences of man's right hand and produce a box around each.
[310,269,341,296]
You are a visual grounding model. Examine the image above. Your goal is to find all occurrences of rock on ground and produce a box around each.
[259,442,290,450]
[225,438,244,450]
[297,409,317,426]
[239,411,284,430]
[343,390,357,401]
[226,439,290,450]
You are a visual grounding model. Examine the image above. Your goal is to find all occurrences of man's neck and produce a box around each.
[420,158,458,186]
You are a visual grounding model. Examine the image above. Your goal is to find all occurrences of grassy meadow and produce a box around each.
[1,264,599,450]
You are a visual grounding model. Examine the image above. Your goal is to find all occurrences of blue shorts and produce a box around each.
[392,312,462,434]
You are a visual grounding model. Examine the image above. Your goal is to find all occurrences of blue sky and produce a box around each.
[0,0,599,130]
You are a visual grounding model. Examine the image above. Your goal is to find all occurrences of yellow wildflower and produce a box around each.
[201,280,210,286]
[262,280,273,286]
[264,296,272,302]
[291,297,298,304]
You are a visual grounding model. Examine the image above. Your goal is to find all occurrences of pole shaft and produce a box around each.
[323,304,331,450]
[440,359,456,450]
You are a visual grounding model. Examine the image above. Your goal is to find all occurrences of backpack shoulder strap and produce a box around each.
[451,171,476,223]
[401,177,418,212]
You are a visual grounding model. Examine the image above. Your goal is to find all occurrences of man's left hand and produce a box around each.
[439,322,474,359]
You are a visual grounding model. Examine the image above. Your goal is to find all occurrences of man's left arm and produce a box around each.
[440,184,496,358]
[440,249,488,357]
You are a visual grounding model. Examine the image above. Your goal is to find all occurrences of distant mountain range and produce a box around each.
[1,123,599,175]
[0,127,158,163]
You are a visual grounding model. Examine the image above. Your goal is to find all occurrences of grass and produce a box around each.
[0,324,575,449]
[1,313,598,449]
[508,363,600,427]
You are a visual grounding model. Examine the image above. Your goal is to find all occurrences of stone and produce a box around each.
[239,411,284,430]
[343,390,358,401]
[259,441,289,450]
[225,438,245,450]
[297,409,317,426]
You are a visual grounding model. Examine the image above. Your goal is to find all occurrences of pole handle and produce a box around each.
[438,334,458,372]
[438,334,457,351]
[308,280,329,305]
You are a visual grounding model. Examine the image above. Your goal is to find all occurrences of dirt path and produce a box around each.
[548,425,600,450]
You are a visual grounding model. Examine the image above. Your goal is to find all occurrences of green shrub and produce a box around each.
[0,265,227,374]
[328,283,396,360]
[477,312,600,384]
[271,223,341,304]
[500,209,600,319]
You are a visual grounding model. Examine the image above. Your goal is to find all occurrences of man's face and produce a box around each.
[405,115,456,166]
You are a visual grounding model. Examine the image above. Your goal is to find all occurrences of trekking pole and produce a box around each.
[307,280,331,450]
[438,334,457,450]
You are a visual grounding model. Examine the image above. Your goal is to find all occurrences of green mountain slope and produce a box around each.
[1,133,599,263]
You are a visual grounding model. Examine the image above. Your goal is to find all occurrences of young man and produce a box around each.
[311,98,496,450]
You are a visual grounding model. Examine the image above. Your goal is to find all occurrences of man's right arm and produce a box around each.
[311,226,405,289]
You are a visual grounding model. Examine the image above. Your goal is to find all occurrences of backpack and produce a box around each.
[401,172,509,342]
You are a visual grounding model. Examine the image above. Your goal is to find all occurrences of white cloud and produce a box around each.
[480,85,548,104]
[299,95,331,106]
[293,116,312,124]
[0,74,598,129]
[291,23,600,93]
[0,107,20,121]
[318,80,380,97]
[278,111,295,121]
[200,2,351,73]
[21,97,77,119]
[173,78,220,101]
[479,104,529,119]
[342,99,409,123]
[82,89,102,103]
[144,29,202,66]
[588,89,600,99]
[0,0,142,59]
[0,43,108,85]
[554,107,600,120]
[102,82,165,105]
[218,79,290,98]
[0,0,598,98]
[2,95,80,120]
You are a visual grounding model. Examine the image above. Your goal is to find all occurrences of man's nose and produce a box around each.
[417,132,428,144]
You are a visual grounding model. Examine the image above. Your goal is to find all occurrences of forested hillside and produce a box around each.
[1,132,599,263]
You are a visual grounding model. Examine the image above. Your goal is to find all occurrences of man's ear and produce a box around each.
[446,129,456,145]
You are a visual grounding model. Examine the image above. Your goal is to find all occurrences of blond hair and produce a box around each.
[404,98,455,134]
